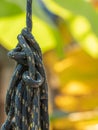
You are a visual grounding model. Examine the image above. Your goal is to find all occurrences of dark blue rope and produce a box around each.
[26,0,32,32]
[1,0,49,130]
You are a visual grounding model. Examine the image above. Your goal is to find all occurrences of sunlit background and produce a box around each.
[1,0,98,129]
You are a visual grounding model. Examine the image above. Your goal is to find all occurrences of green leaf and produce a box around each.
[55,0,98,36]
[5,0,26,11]
[53,0,98,57]
[69,16,98,57]
[0,0,23,17]
[0,14,56,53]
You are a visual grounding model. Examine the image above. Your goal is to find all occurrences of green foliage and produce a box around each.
[55,0,98,36]
[0,0,98,57]
[0,0,23,17]
[54,0,98,57]
[0,13,57,52]
[6,0,26,10]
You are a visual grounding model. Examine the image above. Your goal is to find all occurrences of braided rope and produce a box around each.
[1,0,49,130]
[26,0,32,32]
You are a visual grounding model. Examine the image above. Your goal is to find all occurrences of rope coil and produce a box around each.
[1,0,49,130]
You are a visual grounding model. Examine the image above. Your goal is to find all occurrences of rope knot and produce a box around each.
[1,0,49,129]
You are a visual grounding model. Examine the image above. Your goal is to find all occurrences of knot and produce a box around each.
[7,28,44,87]
[2,27,49,130]
[8,49,27,66]
[1,0,49,129]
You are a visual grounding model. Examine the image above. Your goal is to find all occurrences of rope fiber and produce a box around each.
[1,0,49,130]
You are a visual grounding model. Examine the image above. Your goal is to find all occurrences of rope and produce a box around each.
[1,0,49,130]
[26,0,32,32]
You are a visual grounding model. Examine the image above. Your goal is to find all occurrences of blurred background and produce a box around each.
[1,0,98,129]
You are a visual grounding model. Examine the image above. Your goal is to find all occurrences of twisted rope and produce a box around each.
[26,0,32,32]
[1,0,49,130]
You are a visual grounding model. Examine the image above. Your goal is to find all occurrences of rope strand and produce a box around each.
[26,0,32,32]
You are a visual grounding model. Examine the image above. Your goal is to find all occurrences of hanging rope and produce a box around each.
[1,0,49,130]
